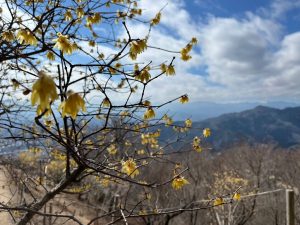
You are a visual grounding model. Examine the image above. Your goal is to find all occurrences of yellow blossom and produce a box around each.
[121,158,139,178]
[193,136,200,146]
[143,100,151,106]
[107,144,117,155]
[137,149,145,155]
[44,120,53,127]
[161,64,175,76]
[160,63,167,73]
[214,197,224,206]
[172,176,189,190]
[129,39,147,60]
[88,40,96,47]
[17,29,37,46]
[233,193,241,201]
[167,65,175,75]
[179,95,189,104]
[193,136,202,152]
[53,33,74,54]
[86,12,101,26]
[203,128,211,138]
[31,71,58,115]
[76,8,85,18]
[185,119,192,128]
[180,38,197,61]
[59,92,86,119]
[64,10,73,21]
[102,97,110,107]
[1,31,14,42]
[100,175,111,187]
[144,107,155,120]
[98,53,105,59]
[46,51,55,61]
[193,145,202,152]
[136,67,151,82]
[114,63,122,69]
[181,52,192,61]
[191,37,198,44]
[151,12,161,25]
[163,114,173,126]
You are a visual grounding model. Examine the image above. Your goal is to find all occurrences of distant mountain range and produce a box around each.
[161,101,299,121]
[2,103,300,151]
[160,105,300,149]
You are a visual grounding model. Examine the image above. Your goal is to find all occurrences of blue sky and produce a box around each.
[2,0,300,106]
[122,0,300,105]
[192,0,300,33]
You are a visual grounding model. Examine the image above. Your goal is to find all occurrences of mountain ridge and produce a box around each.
[162,105,300,149]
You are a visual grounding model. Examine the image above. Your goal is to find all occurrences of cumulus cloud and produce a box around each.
[3,0,300,105]
[120,0,300,104]
[200,12,300,102]
[267,0,300,19]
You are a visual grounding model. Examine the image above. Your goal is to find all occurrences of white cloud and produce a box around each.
[117,0,300,104]
[0,0,36,29]
[268,0,300,19]
[3,0,300,105]
[201,15,279,86]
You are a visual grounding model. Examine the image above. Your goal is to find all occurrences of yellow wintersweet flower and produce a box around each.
[185,119,192,128]
[179,95,189,104]
[193,136,200,145]
[88,40,96,47]
[160,63,167,73]
[121,158,139,178]
[213,197,224,206]
[46,51,55,61]
[44,120,53,127]
[76,8,84,18]
[107,144,117,155]
[172,176,189,190]
[136,67,151,82]
[166,65,175,76]
[100,175,111,187]
[181,52,192,61]
[64,10,73,21]
[137,149,145,155]
[31,71,58,115]
[233,193,241,201]
[161,64,175,76]
[162,114,173,126]
[192,136,202,152]
[180,38,197,61]
[130,8,142,16]
[144,107,155,120]
[203,128,211,138]
[59,92,86,119]
[193,145,202,152]
[86,12,101,27]
[191,37,198,45]
[129,39,147,60]
[1,31,14,42]
[17,29,37,46]
[143,100,151,106]
[102,97,110,107]
[53,33,74,54]
[151,12,161,25]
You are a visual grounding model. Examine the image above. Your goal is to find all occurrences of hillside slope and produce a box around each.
[161,106,300,149]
